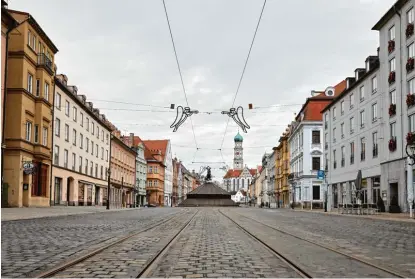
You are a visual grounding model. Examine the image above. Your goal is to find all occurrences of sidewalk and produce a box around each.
[1,206,142,221]
[290,208,415,223]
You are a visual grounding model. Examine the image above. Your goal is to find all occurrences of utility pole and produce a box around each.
[106,135,113,210]
[121,176,124,208]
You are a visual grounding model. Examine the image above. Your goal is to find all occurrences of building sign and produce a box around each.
[22,161,36,175]
[317,170,325,180]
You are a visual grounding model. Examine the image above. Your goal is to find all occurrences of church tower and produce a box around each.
[233,132,243,170]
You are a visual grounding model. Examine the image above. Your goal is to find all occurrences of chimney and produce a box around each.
[129,133,134,147]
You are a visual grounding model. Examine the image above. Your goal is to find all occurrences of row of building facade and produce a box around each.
[0,2,200,208]
[245,0,415,214]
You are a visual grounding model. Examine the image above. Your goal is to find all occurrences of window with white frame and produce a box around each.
[409,78,415,95]
[44,82,49,101]
[409,114,415,133]
[27,73,33,93]
[73,107,77,122]
[65,124,69,141]
[407,7,414,23]
[25,121,32,141]
[55,118,60,136]
[350,93,354,108]
[80,112,84,127]
[86,137,89,152]
[360,111,365,127]
[65,100,70,116]
[55,92,61,109]
[359,86,365,101]
[372,103,378,121]
[86,118,89,131]
[101,147,104,159]
[73,129,77,146]
[54,145,59,165]
[101,130,104,142]
[79,156,83,173]
[333,128,336,142]
[333,107,337,119]
[64,149,68,168]
[389,25,395,41]
[390,90,396,104]
[42,127,47,146]
[390,122,396,139]
[341,123,344,137]
[340,101,344,115]
[92,122,95,135]
[91,140,94,155]
[372,76,377,93]
[106,150,109,161]
[408,43,415,58]
[96,144,98,158]
[72,153,76,170]
[96,126,99,139]
[80,133,83,149]
[390,58,396,72]
[27,30,31,47]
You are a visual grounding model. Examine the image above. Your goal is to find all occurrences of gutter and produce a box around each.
[49,81,56,206]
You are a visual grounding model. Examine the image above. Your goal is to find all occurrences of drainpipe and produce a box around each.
[49,80,56,206]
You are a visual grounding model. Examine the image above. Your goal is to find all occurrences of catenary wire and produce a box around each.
[162,0,198,148]
[219,0,267,150]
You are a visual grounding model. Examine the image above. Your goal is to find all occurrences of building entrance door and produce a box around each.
[54,177,62,205]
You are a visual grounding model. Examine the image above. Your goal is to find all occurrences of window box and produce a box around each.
[388,71,396,84]
[407,57,415,73]
[389,103,396,117]
[406,132,415,145]
[407,94,415,107]
[389,138,397,152]
[388,40,395,53]
[406,23,414,38]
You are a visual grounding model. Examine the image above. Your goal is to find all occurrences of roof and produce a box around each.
[187,182,231,196]
[122,135,165,163]
[372,0,408,31]
[178,198,237,207]
[234,132,243,142]
[112,136,136,156]
[142,140,169,161]
[178,181,237,207]
[295,80,346,122]
[8,9,59,53]
[223,168,257,179]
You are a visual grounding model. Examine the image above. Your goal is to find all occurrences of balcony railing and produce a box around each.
[37,53,53,73]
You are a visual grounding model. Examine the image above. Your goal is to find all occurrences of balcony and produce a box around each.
[37,53,53,74]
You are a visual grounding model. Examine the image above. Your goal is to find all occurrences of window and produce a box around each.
[409,78,415,95]
[340,101,344,115]
[389,25,395,41]
[333,150,337,169]
[97,126,99,139]
[44,82,49,101]
[73,107,77,122]
[85,159,88,174]
[27,30,31,47]
[373,131,378,157]
[25,121,32,141]
[80,112,84,127]
[312,131,320,144]
[65,124,69,141]
[324,133,328,149]
[106,134,109,144]
[350,117,354,133]
[34,125,39,143]
[55,93,61,109]
[36,79,40,96]
[312,157,320,171]
[390,90,396,105]
[101,130,104,142]
[42,127,47,146]
[361,138,366,161]
[106,150,109,161]
[409,114,415,132]
[54,145,59,165]
[341,123,344,138]
[79,156,83,173]
[90,161,93,176]
[360,110,365,128]
[359,86,365,101]
[73,129,77,146]
[32,35,36,51]
[64,149,68,168]
[101,166,104,179]
[390,122,396,139]
[408,7,414,24]
[101,147,104,159]
[372,103,378,121]
[27,73,33,93]
[86,137,89,152]
[55,118,60,136]
[350,93,354,108]
[350,142,355,164]
[408,43,414,58]
[92,122,95,135]
[372,76,377,93]
[341,146,345,167]
[79,133,83,149]
[324,113,328,129]
[148,166,153,173]
[96,144,98,158]
[333,128,336,142]
[65,100,70,116]
[95,163,98,178]
[72,153,76,171]
[333,107,337,119]
[91,141,94,155]
[86,118,89,131]
[390,58,396,72]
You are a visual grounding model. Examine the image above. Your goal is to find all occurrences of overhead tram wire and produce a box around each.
[162,0,198,148]
[219,0,267,150]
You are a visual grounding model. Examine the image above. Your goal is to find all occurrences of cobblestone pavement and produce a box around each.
[147,208,300,278]
[232,208,415,277]
[1,208,183,278]
[52,209,198,278]
[221,209,400,278]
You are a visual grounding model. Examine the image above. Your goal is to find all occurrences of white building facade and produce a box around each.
[373,0,415,213]
[135,141,147,206]
[164,140,173,206]
[52,74,111,206]
[323,57,382,210]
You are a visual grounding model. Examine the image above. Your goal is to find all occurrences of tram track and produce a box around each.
[35,209,198,278]
[219,209,406,278]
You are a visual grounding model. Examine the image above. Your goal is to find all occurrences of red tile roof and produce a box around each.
[224,168,257,179]
[142,140,169,161]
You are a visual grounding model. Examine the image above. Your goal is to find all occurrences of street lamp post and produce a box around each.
[405,143,415,218]
[106,168,111,210]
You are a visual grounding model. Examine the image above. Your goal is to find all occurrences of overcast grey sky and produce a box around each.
[11,0,395,180]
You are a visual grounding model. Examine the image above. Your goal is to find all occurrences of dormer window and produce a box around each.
[325,87,335,97]
[366,61,370,71]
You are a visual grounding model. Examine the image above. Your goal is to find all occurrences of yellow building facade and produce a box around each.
[3,9,58,207]
[275,126,291,208]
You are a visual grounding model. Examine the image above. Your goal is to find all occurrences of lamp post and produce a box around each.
[405,142,415,218]
[106,168,111,210]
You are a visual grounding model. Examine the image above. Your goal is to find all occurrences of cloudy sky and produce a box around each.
[11,0,394,180]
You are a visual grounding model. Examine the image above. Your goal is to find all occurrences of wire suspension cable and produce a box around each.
[220,0,267,149]
[162,0,198,148]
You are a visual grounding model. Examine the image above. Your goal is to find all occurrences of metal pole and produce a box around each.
[121,176,124,208]
[106,136,112,210]
[407,157,414,218]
